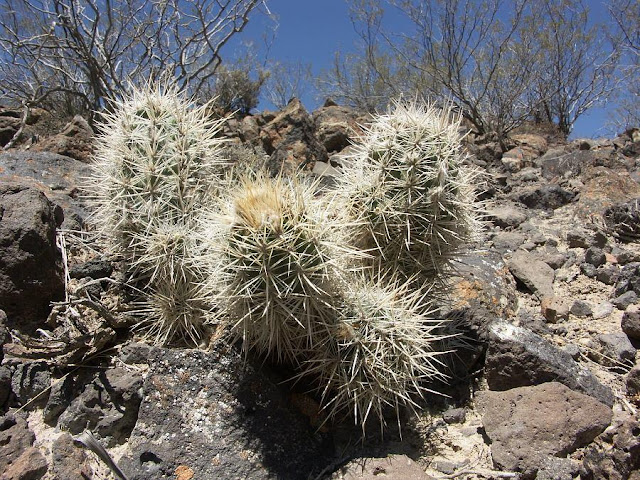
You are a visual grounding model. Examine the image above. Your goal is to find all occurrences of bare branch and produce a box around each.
[0,0,267,117]
[321,0,620,141]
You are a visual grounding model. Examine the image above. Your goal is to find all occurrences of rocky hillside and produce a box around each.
[0,98,639,480]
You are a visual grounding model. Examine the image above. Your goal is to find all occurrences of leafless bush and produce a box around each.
[265,59,311,110]
[607,0,640,131]
[0,0,268,118]
[322,0,620,143]
[317,0,422,113]
[527,0,620,135]
[209,64,269,115]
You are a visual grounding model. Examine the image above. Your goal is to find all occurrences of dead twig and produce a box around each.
[435,468,518,479]
[2,102,29,151]
[74,430,129,480]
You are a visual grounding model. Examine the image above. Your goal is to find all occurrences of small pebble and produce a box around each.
[612,290,638,310]
[519,170,539,182]
[593,231,608,248]
[594,333,636,372]
[592,301,614,319]
[567,230,591,248]
[564,251,578,268]
[530,233,547,245]
[585,247,606,267]
[460,426,480,437]
[442,407,466,424]
[556,268,578,283]
[570,300,592,318]
[626,366,640,396]
[542,249,567,270]
[621,304,640,340]
[596,265,619,285]
[432,460,463,475]
[617,250,640,265]
[541,296,571,323]
[549,324,568,335]
[580,263,597,278]
[605,252,618,264]
[562,344,581,360]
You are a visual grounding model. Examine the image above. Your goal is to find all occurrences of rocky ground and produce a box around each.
[0,99,639,480]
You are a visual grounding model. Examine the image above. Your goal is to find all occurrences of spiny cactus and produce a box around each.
[336,100,481,282]
[128,223,209,344]
[89,83,228,262]
[301,277,452,430]
[87,83,228,344]
[201,171,355,363]
[87,89,478,431]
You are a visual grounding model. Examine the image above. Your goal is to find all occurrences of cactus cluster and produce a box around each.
[88,84,228,344]
[88,86,481,432]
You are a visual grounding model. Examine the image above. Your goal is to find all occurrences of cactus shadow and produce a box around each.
[230,350,337,479]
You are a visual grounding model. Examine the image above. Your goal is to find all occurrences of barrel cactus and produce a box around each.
[201,171,354,363]
[127,222,210,344]
[301,277,452,430]
[336,100,481,282]
[89,84,228,257]
[87,84,228,344]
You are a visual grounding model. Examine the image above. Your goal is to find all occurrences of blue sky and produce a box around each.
[236,0,620,139]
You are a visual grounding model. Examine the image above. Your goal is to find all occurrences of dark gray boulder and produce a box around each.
[0,151,91,229]
[627,366,640,396]
[585,247,607,267]
[612,290,638,310]
[596,264,620,285]
[69,258,113,280]
[118,343,334,479]
[485,320,614,406]
[0,366,11,412]
[56,367,143,447]
[622,304,640,340]
[515,184,576,210]
[0,185,64,328]
[571,299,593,318]
[613,262,640,298]
[10,362,51,408]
